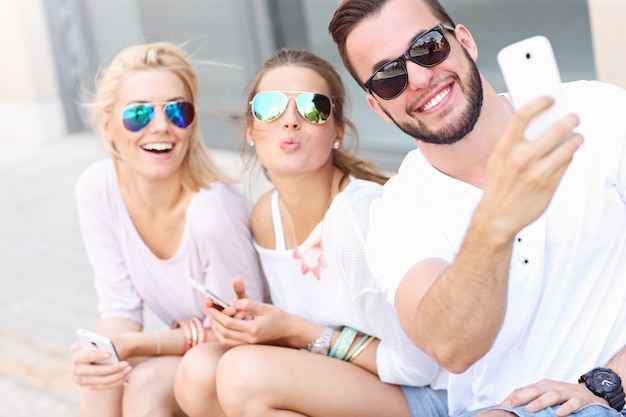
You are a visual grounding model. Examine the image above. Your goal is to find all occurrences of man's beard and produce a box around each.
[383,52,484,146]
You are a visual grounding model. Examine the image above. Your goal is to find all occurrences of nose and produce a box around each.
[148,106,170,132]
[281,98,301,130]
[405,59,434,92]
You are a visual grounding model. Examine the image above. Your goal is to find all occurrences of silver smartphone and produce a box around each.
[497,35,568,141]
[76,328,120,365]
[187,278,229,311]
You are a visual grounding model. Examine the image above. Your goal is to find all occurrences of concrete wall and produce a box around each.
[588,0,626,89]
[0,0,66,143]
[0,1,623,144]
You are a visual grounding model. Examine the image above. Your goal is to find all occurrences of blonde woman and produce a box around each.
[69,42,266,417]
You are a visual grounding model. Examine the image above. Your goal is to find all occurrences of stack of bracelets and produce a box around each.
[172,318,209,353]
[329,326,377,362]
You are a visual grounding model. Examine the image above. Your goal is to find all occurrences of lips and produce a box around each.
[141,142,174,153]
[280,138,300,151]
[419,86,452,112]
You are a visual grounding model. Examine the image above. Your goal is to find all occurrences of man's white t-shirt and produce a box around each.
[367,80,626,415]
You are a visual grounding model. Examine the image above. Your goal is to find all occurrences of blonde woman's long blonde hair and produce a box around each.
[88,41,231,191]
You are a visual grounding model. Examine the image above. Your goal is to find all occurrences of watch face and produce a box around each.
[592,369,618,391]
[310,343,328,355]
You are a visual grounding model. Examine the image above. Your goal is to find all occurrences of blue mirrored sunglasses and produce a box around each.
[122,101,195,132]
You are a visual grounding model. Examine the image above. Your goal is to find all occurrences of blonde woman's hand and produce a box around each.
[69,341,132,389]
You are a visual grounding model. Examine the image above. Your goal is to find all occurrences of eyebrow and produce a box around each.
[126,96,187,105]
[369,28,431,73]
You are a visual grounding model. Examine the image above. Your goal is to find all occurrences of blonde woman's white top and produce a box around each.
[76,159,267,327]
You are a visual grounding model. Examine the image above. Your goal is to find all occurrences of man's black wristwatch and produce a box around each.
[579,367,625,411]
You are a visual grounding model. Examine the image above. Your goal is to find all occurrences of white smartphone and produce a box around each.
[76,328,120,365]
[497,35,568,141]
[187,278,229,311]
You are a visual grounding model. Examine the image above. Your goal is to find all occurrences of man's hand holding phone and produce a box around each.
[473,36,584,240]
[497,35,569,141]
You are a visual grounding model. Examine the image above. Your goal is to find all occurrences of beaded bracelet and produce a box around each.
[329,326,358,360]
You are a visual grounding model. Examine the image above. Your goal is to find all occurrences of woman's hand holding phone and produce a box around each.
[71,330,132,389]
[188,278,229,311]
[191,276,254,319]
[206,300,299,349]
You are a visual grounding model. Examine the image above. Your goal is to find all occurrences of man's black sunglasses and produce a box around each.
[363,23,456,100]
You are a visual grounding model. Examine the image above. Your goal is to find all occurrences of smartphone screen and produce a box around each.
[497,36,568,141]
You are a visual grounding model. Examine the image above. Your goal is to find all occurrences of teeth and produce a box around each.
[142,143,173,151]
[421,87,451,111]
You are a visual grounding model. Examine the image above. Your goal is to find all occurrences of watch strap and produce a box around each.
[605,387,626,412]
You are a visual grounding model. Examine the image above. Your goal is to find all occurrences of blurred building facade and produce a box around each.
[2,0,623,170]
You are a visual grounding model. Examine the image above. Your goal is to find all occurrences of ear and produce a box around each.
[333,122,346,146]
[366,94,394,124]
[452,24,479,62]
[98,111,114,146]
[245,122,254,146]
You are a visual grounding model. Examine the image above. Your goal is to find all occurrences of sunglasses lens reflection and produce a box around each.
[370,61,409,100]
[252,92,288,122]
[165,102,195,129]
[251,92,332,124]
[368,25,451,99]
[123,104,154,132]
[296,93,332,124]
[408,30,448,65]
[122,102,195,132]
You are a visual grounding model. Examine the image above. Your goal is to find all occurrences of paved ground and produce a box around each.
[0,374,77,417]
[0,134,270,416]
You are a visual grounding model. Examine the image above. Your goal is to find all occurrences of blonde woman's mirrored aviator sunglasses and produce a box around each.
[122,101,195,132]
